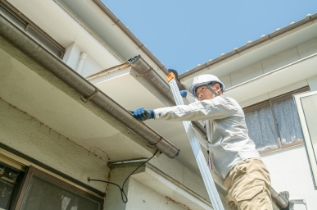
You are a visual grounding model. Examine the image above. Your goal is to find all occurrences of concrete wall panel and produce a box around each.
[81,53,104,77]
[63,42,81,70]
[261,48,300,73]
[126,179,187,210]
[230,62,263,86]
[307,75,317,91]
[150,154,212,201]
[262,146,317,210]
[0,99,108,192]
[297,38,317,58]
[219,75,232,89]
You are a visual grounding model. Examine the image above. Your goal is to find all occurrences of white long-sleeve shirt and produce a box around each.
[154,95,260,179]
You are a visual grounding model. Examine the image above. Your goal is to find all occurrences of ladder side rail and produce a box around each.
[168,78,224,210]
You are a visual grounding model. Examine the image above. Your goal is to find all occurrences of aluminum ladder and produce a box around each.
[166,70,225,210]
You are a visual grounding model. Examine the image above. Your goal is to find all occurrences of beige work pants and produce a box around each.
[224,158,273,210]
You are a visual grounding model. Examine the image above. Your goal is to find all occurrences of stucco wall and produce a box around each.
[126,179,187,210]
[150,153,213,201]
[0,98,108,192]
[262,146,317,209]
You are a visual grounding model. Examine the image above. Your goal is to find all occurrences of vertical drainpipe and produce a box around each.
[76,52,87,74]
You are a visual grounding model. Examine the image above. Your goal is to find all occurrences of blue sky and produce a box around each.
[102,1,316,74]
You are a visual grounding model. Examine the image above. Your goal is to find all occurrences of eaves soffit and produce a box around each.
[180,13,317,86]
[0,14,180,161]
[55,0,168,79]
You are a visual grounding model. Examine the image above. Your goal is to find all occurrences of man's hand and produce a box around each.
[132,108,154,121]
[180,90,187,98]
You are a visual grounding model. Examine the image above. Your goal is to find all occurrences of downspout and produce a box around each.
[0,13,179,159]
[76,52,87,74]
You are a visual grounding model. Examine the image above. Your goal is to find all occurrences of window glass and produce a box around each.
[244,87,308,152]
[26,26,64,59]
[0,162,22,210]
[0,1,64,59]
[0,180,14,210]
[20,174,100,210]
[0,5,26,29]
[245,104,279,151]
[272,97,304,145]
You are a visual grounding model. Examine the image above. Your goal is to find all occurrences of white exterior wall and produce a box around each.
[103,153,225,210]
[63,42,105,76]
[150,154,209,200]
[81,54,104,77]
[262,146,315,209]
[126,179,187,210]
[63,42,81,70]
[148,153,226,207]
[0,98,108,193]
[307,75,317,91]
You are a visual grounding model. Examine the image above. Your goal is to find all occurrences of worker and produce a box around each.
[132,74,273,210]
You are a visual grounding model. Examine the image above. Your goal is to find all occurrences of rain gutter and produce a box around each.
[0,13,179,159]
[179,13,317,79]
[85,1,207,138]
[86,62,131,80]
[128,55,207,139]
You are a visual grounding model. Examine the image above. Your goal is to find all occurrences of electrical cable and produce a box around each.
[88,150,159,203]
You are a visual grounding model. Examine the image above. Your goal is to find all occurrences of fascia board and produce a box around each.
[225,53,317,104]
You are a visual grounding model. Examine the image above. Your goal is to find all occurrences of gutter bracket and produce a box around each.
[81,88,100,103]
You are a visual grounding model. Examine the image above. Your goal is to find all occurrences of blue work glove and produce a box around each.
[180,90,187,98]
[133,108,154,121]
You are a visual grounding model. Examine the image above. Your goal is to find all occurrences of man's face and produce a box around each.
[195,84,221,101]
[196,85,215,101]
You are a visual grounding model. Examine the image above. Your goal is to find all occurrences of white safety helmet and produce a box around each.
[188,74,225,98]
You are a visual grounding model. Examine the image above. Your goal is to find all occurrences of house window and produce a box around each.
[244,87,309,153]
[16,167,102,210]
[0,160,103,210]
[0,1,65,59]
[0,162,24,210]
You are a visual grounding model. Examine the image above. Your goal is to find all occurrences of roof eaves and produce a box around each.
[0,12,180,159]
[179,13,317,79]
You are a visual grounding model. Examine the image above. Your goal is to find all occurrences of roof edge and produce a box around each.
[179,13,317,79]
[92,0,169,75]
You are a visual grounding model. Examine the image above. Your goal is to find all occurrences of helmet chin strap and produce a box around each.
[207,85,219,96]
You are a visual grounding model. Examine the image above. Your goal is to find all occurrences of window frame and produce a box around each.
[0,0,65,59]
[293,89,317,189]
[243,86,309,154]
[0,146,104,210]
[0,160,25,210]
[13,166,104,210]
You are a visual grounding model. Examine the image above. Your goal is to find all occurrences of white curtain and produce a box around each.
[245,105,279,151]
[272,97,304,145]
